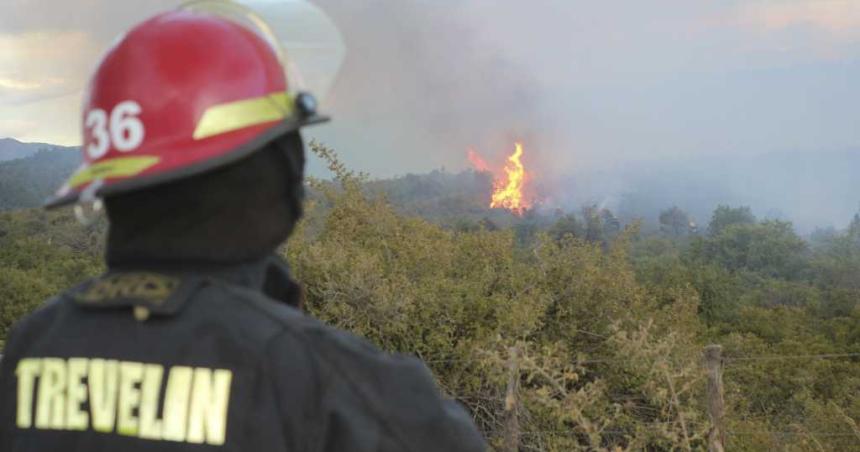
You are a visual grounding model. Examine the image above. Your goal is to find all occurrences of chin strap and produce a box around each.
[74,179,105,226]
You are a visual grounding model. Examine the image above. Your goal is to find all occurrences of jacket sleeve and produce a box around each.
[0,309,48,450]
[0,323,23,451]
[0,345,8,450]
[303,326,487,452]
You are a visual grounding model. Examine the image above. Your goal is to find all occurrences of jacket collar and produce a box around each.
[79,254,303,314]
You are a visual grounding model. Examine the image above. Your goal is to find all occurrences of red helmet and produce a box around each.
[46,3,328,208]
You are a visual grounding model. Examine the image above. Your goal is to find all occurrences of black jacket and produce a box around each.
[0,256,486,451]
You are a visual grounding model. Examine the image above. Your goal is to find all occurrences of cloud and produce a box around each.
[0,91,83,145]
[0,119,37,138]
[0,77,52,90]
[719,1,860,63]
[0,0,179,40]
[0,31,97,105]
[0,1,181,106]
[1,0,859,180]
[737,1,860,36]
[0,76,71,105]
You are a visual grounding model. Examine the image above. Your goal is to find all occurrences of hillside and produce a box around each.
[0,138,77,162]
[0,146,80,210]
[0,138,37,162]
[0,138,856,237]
[0,141,511,226]
[2,143,859,450]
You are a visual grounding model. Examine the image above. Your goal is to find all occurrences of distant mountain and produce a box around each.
[0,141,80,210]
[554,149,860,233]
[0,138,76,163]
[0,136,856,233]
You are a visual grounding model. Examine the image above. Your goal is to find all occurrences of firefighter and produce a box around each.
[0,5,486,451]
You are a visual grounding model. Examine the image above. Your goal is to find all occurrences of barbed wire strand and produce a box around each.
[726,352,860,362]
[516,429,858,438]
[424,352,860,366]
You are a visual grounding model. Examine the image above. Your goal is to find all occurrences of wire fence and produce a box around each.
[726,352,860,362]
[425,351,860,366]
[424,345,860,450]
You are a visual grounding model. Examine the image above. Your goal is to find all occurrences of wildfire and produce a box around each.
[467,148,491,173]
[468,142,532,216]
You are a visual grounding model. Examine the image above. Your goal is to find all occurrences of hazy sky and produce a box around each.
[309,0,860,176]
[1,0,858,178]
[0,0,860,169]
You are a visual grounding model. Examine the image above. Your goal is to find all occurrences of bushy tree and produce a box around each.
[0,210,103,345]
[549,214,584,241]
[290,142,710,450]
[708,205,756,236]
[1,144,857,451]
[689,220,808,279]
[659,206,694,238]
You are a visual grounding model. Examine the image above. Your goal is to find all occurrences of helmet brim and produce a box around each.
[44,114,328,209]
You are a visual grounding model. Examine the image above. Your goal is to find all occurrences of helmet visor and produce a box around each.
[179,0,346,102]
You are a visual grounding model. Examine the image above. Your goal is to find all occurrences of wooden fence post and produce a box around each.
[704,344,726,452]
[504,346,520,452]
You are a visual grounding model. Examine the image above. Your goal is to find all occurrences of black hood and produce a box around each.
[105,132,305,267]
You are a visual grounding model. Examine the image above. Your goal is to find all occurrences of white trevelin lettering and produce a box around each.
[15,357,233,446]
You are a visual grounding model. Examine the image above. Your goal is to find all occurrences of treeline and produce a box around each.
[0,149,80,210]
[0,208,104,342]
[0,142,858,450]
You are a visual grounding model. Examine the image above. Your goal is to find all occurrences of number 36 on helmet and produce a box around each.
[46,0,344,209]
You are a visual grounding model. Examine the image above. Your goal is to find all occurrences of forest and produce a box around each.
[1,142,858,451]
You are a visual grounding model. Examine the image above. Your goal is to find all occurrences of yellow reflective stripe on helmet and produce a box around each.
[193,92,295,140]
[68,156,161,188]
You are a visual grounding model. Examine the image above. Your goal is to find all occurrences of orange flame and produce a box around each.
[490,142,529,215]
[468,143,532,216]
[467,148,491,173]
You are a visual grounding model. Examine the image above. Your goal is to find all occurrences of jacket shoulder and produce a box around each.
[220,284,487,452]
